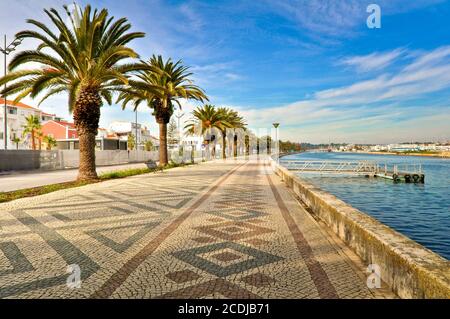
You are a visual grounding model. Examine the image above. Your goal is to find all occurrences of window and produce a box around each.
[0,132,3,140]
[8,107,17,115]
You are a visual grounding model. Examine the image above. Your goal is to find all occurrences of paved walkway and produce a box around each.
[0,158,394,298]
[0,163,148,192]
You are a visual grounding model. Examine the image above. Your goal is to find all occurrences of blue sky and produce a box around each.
[1,0,450,143]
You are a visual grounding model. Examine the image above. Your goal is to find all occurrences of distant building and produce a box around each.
[97,127,114,139]
[0,99,44,150]
[388,144,420,152]
[41,112,63,123]
[41,120,78,140]
[370,145,389,152]
[109,121,153,150]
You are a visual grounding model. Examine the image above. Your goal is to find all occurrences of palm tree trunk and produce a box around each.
[222,134,226,159]
[73,86,102,181]
[31,131,36,150]
[153,100,172,167]
[234,136,238,158]
[159,122,168,166]
[78,131,97,180]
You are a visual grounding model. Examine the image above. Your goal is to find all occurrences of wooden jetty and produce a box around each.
[281,160,425,183]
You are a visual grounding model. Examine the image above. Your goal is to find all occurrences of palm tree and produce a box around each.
[117,55,208,166]
[217,107,246,159]
[37,131,44,150]
[12,137,21,150]
[0,5,147,180]
[43,135,57,150]
[22,115,41,150]
[185,104,226,159]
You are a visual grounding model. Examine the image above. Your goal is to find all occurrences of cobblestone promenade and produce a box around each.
[0,158,394,298]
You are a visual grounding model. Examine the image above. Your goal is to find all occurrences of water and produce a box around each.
[281,152,450,260]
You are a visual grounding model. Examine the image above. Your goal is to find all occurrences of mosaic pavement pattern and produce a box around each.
[0,159,394,299]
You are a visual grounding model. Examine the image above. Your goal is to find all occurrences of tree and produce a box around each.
[128,133,136,150]
[185,104,224,158]
[167,118,178,145]
[217,107,246,159]
[22,115,42,150]
[43,135,57,150]
[144,140,154,151]
[0,4,147,181]
[12,137,21,150]
[259,135,273,154]
[117,55,208,166]
[37,131,44,151]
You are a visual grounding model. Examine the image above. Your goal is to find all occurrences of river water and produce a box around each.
[281,152,450,260]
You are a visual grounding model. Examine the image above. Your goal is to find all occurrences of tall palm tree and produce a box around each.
[117,55,208,166]
[185,104,225,158]
[22,115,41,150]
[43,135,57,150]
[0,4,148,180]
[37,131,44,151]
[217,107,246,159]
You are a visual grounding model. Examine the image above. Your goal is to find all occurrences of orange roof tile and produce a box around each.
[55,120,76,129]
[0,99,40,111]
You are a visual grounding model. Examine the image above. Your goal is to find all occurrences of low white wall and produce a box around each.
[58,150,160,168]
[0,149,210,172]
[0,150,160,171]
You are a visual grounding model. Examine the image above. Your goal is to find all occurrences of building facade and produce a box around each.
[0,99,44,150]
[109,121,154,150]
[41,120,78,140]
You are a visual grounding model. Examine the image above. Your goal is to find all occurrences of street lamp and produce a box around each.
[273,123,280,162]
[1,35,22,150]
[175,112,185,156]
[135,110,138,152]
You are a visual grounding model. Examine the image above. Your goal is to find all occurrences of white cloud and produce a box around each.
[403,45,450,71]
[238,45,450,143]
[339,49,405,72]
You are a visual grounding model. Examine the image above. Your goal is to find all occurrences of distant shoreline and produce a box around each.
[281,150,450,159]
[343,151,450,159]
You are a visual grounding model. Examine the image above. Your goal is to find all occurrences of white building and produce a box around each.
[370,144,389,152]
[0,99,45,150]
[108,121,154,149]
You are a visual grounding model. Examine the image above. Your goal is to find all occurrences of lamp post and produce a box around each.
[1,35,22,150]
[273,123,280,162]
[175,112,185,155]
[135,110,138,151]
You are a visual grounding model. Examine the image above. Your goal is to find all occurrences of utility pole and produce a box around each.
[176,112,185,151]
[135,110,138,151]
[0,35,22,150]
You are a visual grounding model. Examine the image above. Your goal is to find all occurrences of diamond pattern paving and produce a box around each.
[172,242,283,277]
[0,158,395,299]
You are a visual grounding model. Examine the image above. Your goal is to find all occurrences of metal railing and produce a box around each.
[281,160,425,176]
[280,160,378,174]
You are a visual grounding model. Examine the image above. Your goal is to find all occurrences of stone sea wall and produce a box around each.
[270,157,450,299]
